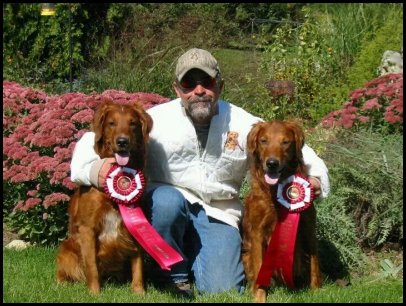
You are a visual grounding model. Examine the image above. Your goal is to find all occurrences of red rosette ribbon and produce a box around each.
[104,164,145,205]
[256,174,314,289]
[103,164,183,270]
[277,173,314,212]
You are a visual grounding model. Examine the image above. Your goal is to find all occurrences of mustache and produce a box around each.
[188,96,213,104]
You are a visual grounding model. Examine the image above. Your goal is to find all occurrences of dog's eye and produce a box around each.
[259,138,268,145]
[282,140,290,146]
[107,121,116,127]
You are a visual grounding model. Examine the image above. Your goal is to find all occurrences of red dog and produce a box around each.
[242,120,321,303]
[56,99,153,294]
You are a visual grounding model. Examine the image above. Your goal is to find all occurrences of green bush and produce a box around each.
[322,130,403,250]
[259,6,340,123]
[2,3,132,91]
[316,195,365,278]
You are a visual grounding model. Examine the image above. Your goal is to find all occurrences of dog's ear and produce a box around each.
[132,102,153,140]
[286,120,305,158]
[92,99,114,149]
[247,122,264,155]
[140,111,153,140]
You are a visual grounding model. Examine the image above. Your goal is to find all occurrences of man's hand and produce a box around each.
[308,176,321,198]
[98,157,116,188]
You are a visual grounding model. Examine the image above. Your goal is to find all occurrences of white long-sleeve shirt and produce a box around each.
[71,98,330,229]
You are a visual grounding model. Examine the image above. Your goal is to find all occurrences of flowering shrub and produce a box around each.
[3,80,169,245]
[321,73,403,134]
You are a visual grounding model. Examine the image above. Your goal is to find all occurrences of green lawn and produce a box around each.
[3,246,403,303]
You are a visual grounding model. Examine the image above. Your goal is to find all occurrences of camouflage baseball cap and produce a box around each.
[175,48,220,81]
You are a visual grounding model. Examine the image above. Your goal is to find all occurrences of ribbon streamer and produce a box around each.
[256,208,300,288]
[256,174,314,288]
[104,165,183,270]
[118,204,183,270]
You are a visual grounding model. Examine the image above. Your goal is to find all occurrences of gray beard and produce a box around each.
[187,101,212,123]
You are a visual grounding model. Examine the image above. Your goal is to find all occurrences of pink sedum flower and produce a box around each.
[321,73,403,132]
[3,80,170,212]
[362,98,382,110]
[43,193,70,208]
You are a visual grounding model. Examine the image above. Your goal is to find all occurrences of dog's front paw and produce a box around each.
[132,284,146,295]
[88,282,101,295]
[310,276,322,289]
[253,287,267,303]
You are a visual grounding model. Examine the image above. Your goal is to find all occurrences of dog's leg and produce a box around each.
[56,238,85,283]
[130,252,145,295]
[251,250,268,303]
[310,253,321,288]
[243,212,271,303]
[250,234,268,303]
[78,225,101,294]
[309,230,321,288]
[306,209,322,289]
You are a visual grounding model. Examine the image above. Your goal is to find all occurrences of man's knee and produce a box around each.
[148,186,188,220]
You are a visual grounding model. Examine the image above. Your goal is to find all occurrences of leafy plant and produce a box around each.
[259,6,338,122]
[321,129,403,250]
[316,194,366,278]
[2,3,128,90]
[380,259,403,278]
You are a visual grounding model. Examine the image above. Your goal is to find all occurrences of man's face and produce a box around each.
[174,69,223,125]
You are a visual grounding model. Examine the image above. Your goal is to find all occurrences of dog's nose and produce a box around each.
[116,137,129,148]
[266,158,279,171]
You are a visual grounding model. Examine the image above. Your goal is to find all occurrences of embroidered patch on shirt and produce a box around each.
[224,131,243,151]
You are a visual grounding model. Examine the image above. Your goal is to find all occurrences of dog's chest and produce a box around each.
[98,210,134,247]
[98,210,127,242]
[96,209,140,272]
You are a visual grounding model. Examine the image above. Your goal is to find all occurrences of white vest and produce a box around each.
[146,98,261,228]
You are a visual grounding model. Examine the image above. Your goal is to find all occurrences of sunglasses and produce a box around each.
[177,76,217,90]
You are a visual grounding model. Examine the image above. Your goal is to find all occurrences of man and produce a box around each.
[70,48,330,298]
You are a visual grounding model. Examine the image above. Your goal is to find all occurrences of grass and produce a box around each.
[3,246,403,303]
[213,48,267,105]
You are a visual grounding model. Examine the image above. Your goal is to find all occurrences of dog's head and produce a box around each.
[92,99,153,167]
[247,120,305,185]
